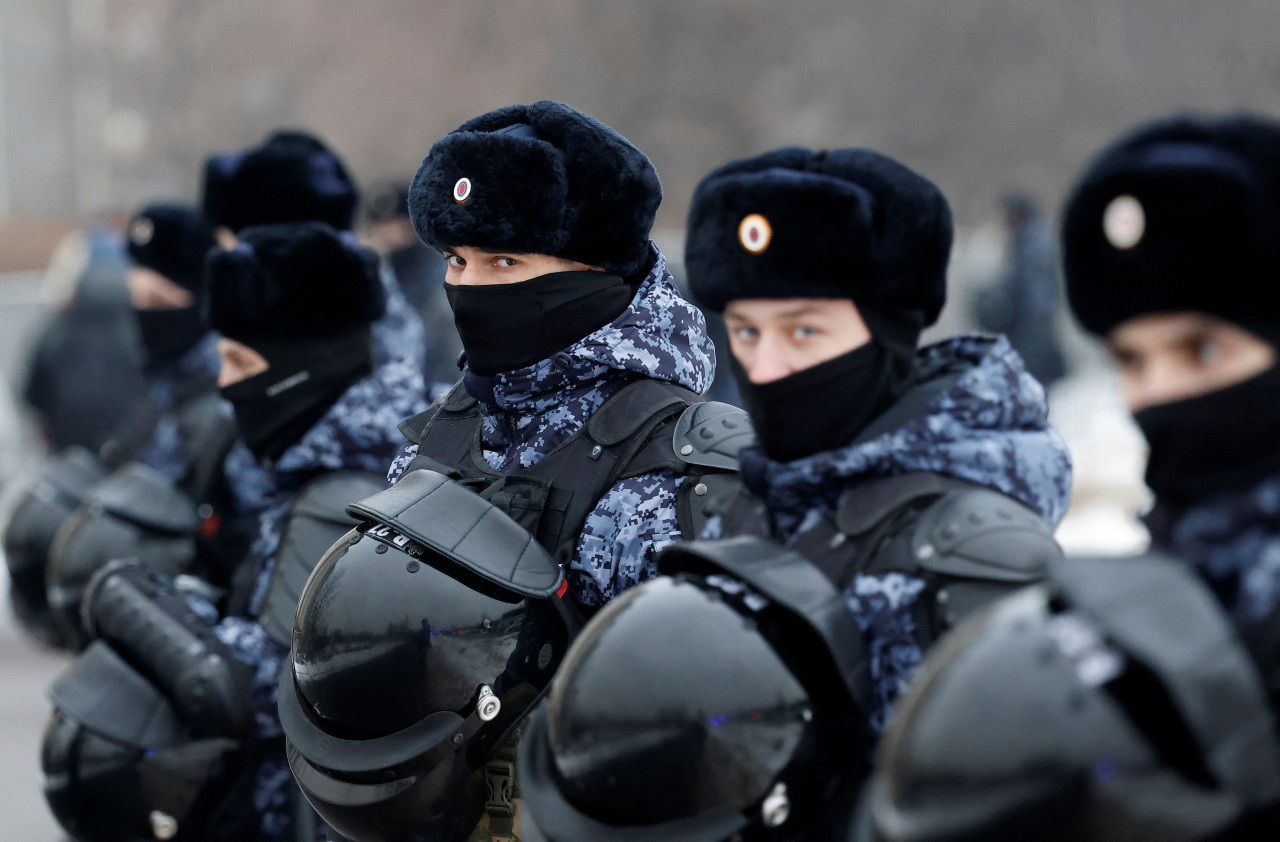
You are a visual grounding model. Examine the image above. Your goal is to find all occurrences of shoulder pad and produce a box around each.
[1051,554,1280,804]
[397,381,473,443]
[42,446,109,501]
[911,488,1062,583]
[346,469,562,599]
[47,641,186,748]
[88,462,199,534]
[258,471,386,648]
[672,401,754,470]
[586,379,695,446]
[659,536,872,716]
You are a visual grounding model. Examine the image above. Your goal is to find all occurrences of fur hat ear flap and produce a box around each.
[203,222,385,344]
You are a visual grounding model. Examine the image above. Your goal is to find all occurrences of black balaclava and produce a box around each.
[135,306,207,372]
[219,328,372,463]
[445,270,634,376]
[730,307,922,463]
[126,203,217,371]
[1134,323,1280,506]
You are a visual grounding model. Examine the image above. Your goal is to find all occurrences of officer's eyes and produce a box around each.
[1194,339,1221,366]
[731,326,759,342]
[792,326,818,341]
[445,254,465,269]
[494,257,519,268]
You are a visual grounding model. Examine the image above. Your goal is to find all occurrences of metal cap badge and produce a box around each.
[1103,195,1145,250]
[129,217,155,246]
[738,213,772,254]
[452,177,472,204]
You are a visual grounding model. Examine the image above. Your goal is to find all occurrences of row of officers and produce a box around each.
[6,102,1280,842]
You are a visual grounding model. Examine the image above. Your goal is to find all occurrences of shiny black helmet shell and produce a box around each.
[520,573,865,841]
[858,555,1280,842]
[282,520,573,842]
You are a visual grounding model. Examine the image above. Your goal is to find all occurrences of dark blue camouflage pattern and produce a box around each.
[1151,473,1280,626]
[211,357,428,839]
[133,333,223,482]
[372,258,428,373]
[706,335,1071,739]
[389,245,715,606]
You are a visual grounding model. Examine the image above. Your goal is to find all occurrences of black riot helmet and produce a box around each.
[46,463,199,651]
[3,446,107,646]
[519,536,873,842]
[280,469,580,842]
[42,642,253,842]
[856,554,1280,842]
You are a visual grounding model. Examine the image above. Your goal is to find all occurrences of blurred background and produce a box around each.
[0,1,1278,836]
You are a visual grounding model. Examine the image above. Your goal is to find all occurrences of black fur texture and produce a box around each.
[202,130,359,234]
[408,101,661,277]
[126,202,216,292]
[684,146,953,325]
[1063,113,1280,338]
[203,222,385,343]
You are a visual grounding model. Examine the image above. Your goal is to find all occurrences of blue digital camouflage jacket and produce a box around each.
[387,244,717,608]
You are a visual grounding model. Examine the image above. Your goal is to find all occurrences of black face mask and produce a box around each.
[445,271,634,376]
[731,340,902,463]
[730,306,922,463]
[135,306,207,371]
[1135,363,1280,507]
[219,330,373,464]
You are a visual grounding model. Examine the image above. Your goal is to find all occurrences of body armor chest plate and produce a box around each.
[398,378,750,561]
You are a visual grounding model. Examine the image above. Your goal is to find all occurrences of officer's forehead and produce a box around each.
[724,297,861,321]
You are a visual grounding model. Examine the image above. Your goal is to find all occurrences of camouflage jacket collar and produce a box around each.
[740,334,1073,542]
[1150,473,1280,624]
[473,245,716,415]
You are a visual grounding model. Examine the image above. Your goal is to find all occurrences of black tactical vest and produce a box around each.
[397,378,750,564]
[719,470,1062,647]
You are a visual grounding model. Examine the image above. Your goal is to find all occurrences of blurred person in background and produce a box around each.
[41,222,428,842]
[972,193,1067,389]
[19,226,146,456]
[1062,113,1280,682]
[362,179,460,388]
[203,130,427,375]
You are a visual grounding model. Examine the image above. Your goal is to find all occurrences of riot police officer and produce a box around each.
[282,101,747,842]
[513,146,1072,840]
[42,222,429,841]
[1059,113,1280,700]
[6,203,240,649]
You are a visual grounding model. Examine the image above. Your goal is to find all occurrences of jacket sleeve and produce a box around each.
[569,470,685,607]
[843,571,928,739]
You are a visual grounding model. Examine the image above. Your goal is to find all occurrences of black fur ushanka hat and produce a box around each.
[202,131,359,234]
[1063,113,1280,338]
[203,222,384,344]
[683,146,953,324]
[408,101,662,277]
[126,202,216,293]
